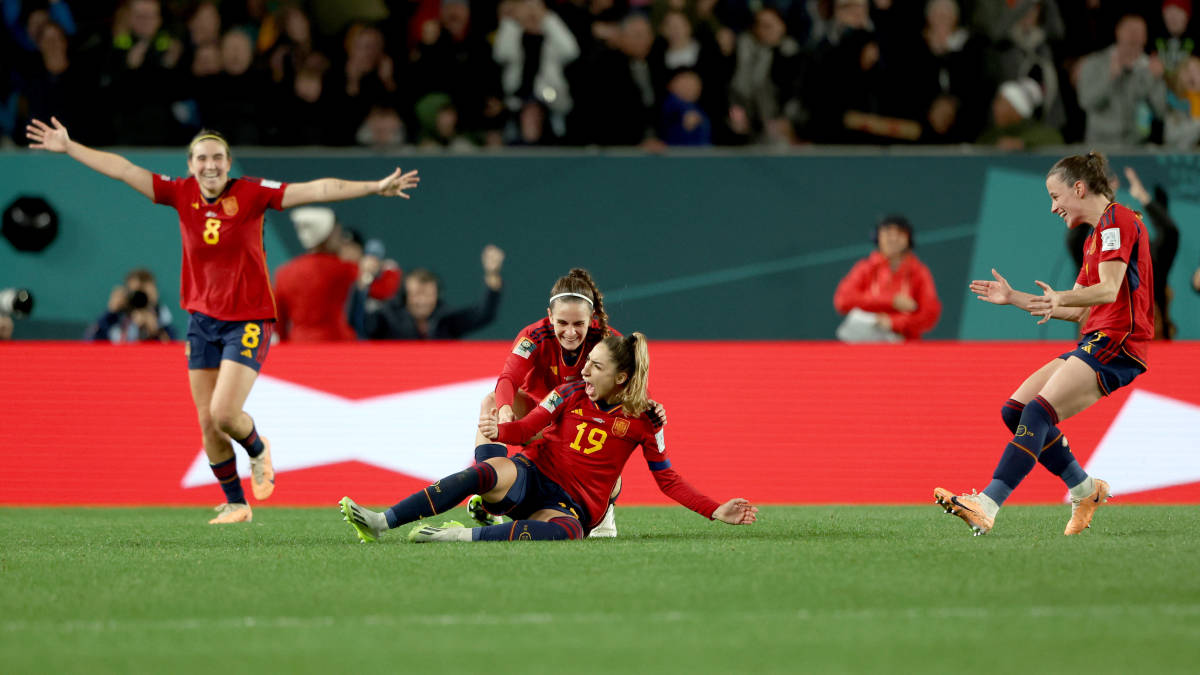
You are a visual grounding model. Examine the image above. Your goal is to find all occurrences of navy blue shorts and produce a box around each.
[1059,331,1147,396]
[186,311,274,371]
[488,454,590,528]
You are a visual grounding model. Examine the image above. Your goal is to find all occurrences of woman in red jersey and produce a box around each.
[26,117,419,524]
[936,151,1154,537]
[339,332,757,543]
[468,268,662,537]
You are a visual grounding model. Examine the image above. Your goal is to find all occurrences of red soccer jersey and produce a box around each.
[495,382,720,529]
[273,253,359,342]
[1076,202,1155,363]
[493,318,619,409]
[153,174,288,321]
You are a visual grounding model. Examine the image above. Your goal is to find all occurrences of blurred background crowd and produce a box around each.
[3,0,1199,150]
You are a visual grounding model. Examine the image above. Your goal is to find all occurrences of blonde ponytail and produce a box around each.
[602,332,650,416]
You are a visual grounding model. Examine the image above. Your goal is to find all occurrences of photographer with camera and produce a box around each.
[0,287,34,339]
[86,268,175,343]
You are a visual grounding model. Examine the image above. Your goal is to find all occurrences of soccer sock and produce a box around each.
[1002,399,1088,490]
[209,457,246,504]
[235,419,265,459]
[384,462,498,528]
[474,443,507,463]
[1068,476,1097,500]
[983,395,1058,507]
[472,517,584,541]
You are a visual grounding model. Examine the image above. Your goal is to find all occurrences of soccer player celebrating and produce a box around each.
[467,268,664,538]
[340,332,756,543]
[936,151,1153,536]
[26,117,419,524]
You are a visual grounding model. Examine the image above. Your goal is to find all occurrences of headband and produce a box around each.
[189,134,230,154]
[549,292,593,306]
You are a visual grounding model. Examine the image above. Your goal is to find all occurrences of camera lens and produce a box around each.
[0,288,34,317]
[128,290,150,309]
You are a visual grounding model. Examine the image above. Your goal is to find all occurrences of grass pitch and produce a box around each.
[3,505,1199,674]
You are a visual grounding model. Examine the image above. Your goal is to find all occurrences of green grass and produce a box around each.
[3,505,1199,674]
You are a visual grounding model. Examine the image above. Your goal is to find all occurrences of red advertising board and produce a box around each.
[2,341,1198,505]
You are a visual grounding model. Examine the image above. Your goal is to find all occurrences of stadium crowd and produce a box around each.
[2,0,1197,149]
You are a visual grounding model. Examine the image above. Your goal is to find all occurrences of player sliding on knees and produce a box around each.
[340,332,756,542]
[26,117,419,524]
[935,151,1153,536]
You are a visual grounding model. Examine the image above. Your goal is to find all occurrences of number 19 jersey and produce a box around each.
[153,174,288,321]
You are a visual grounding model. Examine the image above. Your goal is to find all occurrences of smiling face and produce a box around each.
[1046,173,1088,229]
[547,299,591,353]
[187,138,232,198]
[582,342,627,402]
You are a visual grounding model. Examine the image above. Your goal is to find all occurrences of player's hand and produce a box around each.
[714,498,758,525]
[479,407,500,440]
[892,292,917,313]
[498,404,515,424]
[647,399,667,427]
[1123,166,1151,205]
[482,245,505,274]
[376,167,419,198]
[969,268,1012,305]
[26,117,70,153]
[1028,280,1060,325]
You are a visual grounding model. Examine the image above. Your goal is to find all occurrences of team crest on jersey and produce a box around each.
[513,337,536,359]
[222,196,239,216]
[612,418,629,437]
[540,391,564,413]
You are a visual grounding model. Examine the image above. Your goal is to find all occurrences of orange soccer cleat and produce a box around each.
[208,502,252,524]
[249,438,275,500]
[1064,478,1110,535]
[934,487,995,536]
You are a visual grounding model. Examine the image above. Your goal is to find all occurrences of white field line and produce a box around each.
[3,605,1200,634]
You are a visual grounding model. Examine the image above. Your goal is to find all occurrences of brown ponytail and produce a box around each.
[601,332,650,416]
[1047,151,1114,201]
[549,268,610,336]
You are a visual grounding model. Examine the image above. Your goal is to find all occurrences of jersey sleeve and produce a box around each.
[494,383,576,444]
[246,177,288,211]
[1096,210,1140,265]
[151,174,180,207]
[495,326,543,408]
[640,421,721,519]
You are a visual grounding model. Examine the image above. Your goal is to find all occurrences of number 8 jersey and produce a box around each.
[153,174,288,321]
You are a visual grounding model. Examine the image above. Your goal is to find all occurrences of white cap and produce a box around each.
[998,78,1043,119]
[290,206,336,249]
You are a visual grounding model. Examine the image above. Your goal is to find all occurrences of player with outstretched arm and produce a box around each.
[935,151,1154,536]
[26,117,419,523]
[340,332,756,542]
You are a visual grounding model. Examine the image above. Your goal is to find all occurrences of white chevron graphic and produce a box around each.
[182,374,495,487]
[1081,389,1200,497]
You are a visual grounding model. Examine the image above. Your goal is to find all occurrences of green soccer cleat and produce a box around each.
[467,494,505,527]
[408,520,472,543]
[339,496,387,543]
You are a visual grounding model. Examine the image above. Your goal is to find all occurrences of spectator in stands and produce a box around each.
[977,77,1064,150]
[657,9,730,140]
[973,0,1068,133]
[107,0,183,145]
[357,103,407,148]
[581,13,664,146]
[341,228,403,306]
[264,4,321,89]
[833,215,941,342]
[273,207,362,343]
[904,0,991,143]
[494,0,580,139]
[1163,54,1200,146]
[197,29,267,144]
[362,245,505,340]
[87,267,175,343]
[3,0,77,55]
[1122,167,1180,339]
[272,60,336,145]
[1077,14,1168,145]
[661,69,712,145]
[183,1,220,71]
[728,7,805,146]
[1154,0,1195,78]
[331,23,398,145]
[18,21,99,141]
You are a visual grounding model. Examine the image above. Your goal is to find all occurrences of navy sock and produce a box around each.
[474,443,507,463]
[210,457,246,504]
[385,462,498,528]
[235,420,265,459]
[1002,398,1087,489]
[472,517,583,541]
[984,395,1058,506]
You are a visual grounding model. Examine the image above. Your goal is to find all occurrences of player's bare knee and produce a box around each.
[210,407,242,435]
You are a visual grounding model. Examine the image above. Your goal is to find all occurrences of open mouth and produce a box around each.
[584,382,595,397]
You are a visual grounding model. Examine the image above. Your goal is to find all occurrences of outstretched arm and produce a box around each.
[26,117,153,200]
[280,167,419,209]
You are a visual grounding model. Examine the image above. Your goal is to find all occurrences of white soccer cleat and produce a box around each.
[408,520,472,543]
[588,504,618,538]
[339,496,388,543]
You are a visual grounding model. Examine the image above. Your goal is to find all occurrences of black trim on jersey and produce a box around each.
[557,381,587,398]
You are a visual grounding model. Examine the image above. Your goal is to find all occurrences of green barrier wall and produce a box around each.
[2,151,1196,340]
